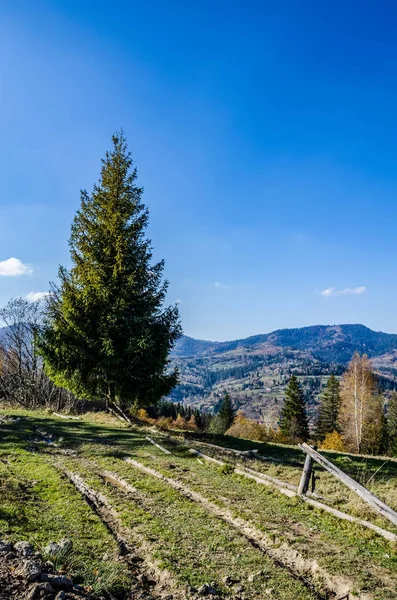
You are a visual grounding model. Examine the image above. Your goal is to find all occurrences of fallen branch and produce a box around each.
[108,406,127,424]
[241,465,297,492]
[111,403,134,426]
[188,448,224,465]
[254,454,304,468]
[182,438,303,467]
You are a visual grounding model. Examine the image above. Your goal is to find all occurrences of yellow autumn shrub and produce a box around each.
[320,430,345,451]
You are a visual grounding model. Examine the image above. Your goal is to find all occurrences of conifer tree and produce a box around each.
[39,132,181,408]
[218,392,236,431]
[279,375,309,441]
[314,374,341,440]
[208,393,236,435]
[388,391,397,456]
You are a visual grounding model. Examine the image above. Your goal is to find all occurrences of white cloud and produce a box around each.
[26,291,51,302]
[0,257,32,276]
[214,282,229,290]
[320,286,366,297]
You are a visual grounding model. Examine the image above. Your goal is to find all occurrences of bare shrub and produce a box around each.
[0,297,88,413]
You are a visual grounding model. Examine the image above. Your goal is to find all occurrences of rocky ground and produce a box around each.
[0,539,90,600]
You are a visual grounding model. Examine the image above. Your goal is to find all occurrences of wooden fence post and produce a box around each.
[300,443,397,527]
[297,453,313,496]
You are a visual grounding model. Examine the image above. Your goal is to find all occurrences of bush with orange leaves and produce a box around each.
[136,408,155,424]
[226,412,266,442]
[171,413,198,432]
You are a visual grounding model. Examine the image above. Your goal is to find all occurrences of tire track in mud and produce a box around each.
[57,465,187,600]
[123,457,373,600]
[58,458,330,599]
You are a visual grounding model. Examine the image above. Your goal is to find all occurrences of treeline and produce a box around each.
[145,400,212,430]
[137,394,236,436]
[279,352,397,456]
[153,352,397,457]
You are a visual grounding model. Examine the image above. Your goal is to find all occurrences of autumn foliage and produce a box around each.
[319,430,345,451]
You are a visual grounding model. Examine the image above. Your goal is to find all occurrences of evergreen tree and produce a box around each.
[279,375,309,441]
[208,393,236,435]
[388,391,397,456]
[39,132,182,408]
[314,374,341,440]
[218,393,236,431]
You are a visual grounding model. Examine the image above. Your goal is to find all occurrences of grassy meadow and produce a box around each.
[1,408,397,599]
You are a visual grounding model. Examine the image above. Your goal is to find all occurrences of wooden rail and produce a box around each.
[300,443,397,528]
[146,437,172,455]
[189,447,397,542]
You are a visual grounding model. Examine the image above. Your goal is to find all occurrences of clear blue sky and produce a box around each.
[1,1,397,340]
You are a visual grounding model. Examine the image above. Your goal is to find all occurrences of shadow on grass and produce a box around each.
[2,410,397,484]
[0,412,147,458]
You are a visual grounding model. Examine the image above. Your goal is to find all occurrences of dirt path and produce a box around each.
[124,457,372,600]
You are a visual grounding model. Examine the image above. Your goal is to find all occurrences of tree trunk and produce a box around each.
[106,382,116,411]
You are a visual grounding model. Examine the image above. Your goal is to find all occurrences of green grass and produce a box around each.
[2,407,397,599]
[128,444,397,598]
[0,413,130,597]
[62,457,317,599]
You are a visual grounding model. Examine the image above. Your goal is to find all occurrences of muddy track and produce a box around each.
[57,465,187,600]
[124,457,373,600]
[62,459,332,599]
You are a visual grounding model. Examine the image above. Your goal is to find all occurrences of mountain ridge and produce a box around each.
[173,324,397,363]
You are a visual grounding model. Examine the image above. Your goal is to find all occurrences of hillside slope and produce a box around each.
[171,324,397,422]
[1,408,397,600]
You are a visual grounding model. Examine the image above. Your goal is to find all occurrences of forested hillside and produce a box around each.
[170,325,397,423]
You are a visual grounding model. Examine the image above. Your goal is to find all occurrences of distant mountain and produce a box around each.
[171,324,397,424]
[173,324,397,363]
[171,336,222,357]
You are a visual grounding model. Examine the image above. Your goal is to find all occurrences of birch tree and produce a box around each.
[339,352,380,453]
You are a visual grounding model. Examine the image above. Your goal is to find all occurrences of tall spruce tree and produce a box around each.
[218,393,236,431]
[388,391,397,456]
[279,375,309,441]
[314,374,341,440]
[39,132,182,408]
[208,393,236,434]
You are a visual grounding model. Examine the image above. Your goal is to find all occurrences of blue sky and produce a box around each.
[1,1,397,340]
